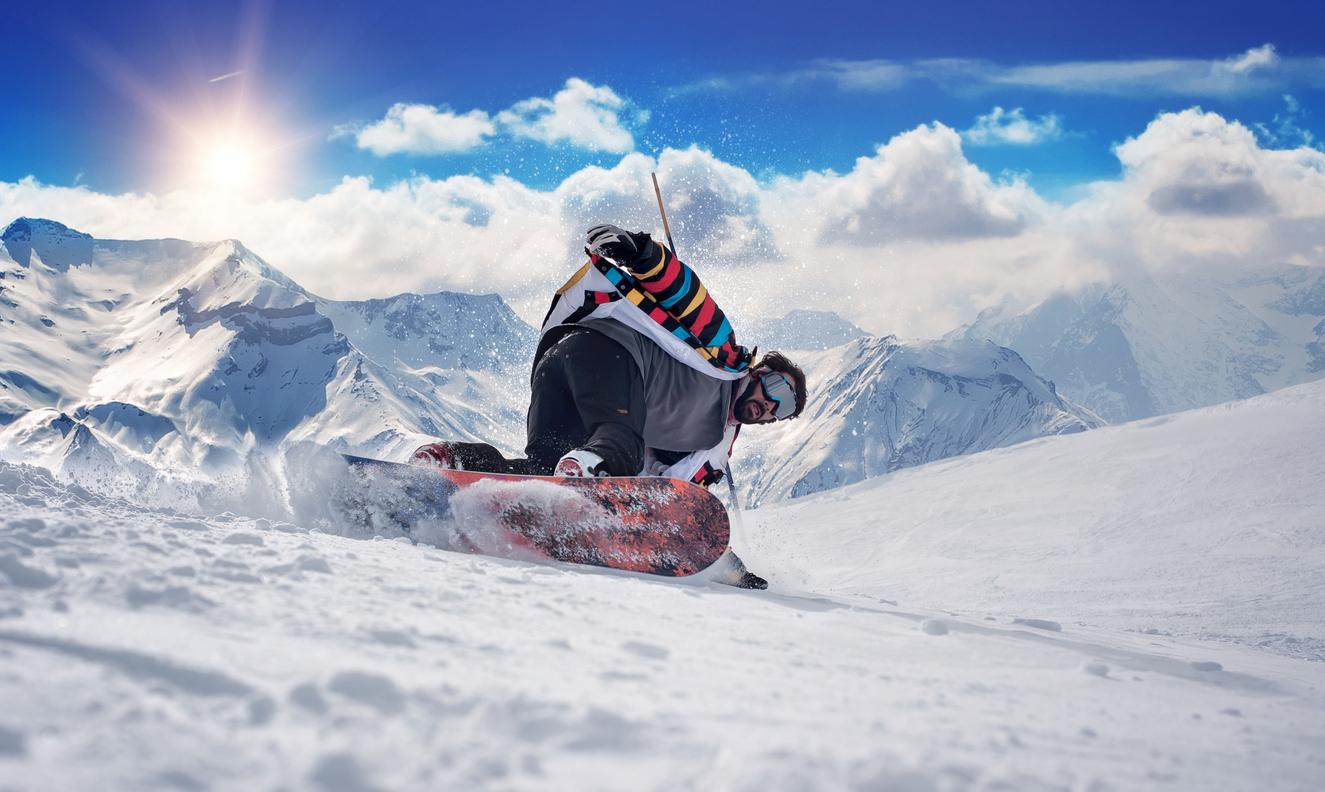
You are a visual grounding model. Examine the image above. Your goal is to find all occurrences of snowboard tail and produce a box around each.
[338,455,730,576]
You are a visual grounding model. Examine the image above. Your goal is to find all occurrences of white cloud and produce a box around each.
[342,79,643,157]
[963,107,1064,146]
[6,108,1325,340]
[780,123,1045,245]
[496,78,639,153]
[556,146,777,267]
[816,59,911,91]
[986,44,1288,97]
[343,103,495,156]
[1108,107,1325,221]
[678,45,1316,99]
[791,59,909,91]
[1114,108,1274,218]
[1221,43,1280,75]
[670,59,907,96]
[1059,108,1325,285]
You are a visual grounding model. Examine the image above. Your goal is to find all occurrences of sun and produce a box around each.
[191,126,280,195]
[200,138,258,192]
[172,115,289,197]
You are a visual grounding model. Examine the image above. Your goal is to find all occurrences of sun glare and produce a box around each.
[200,139,258,192]
[171,112,292,197]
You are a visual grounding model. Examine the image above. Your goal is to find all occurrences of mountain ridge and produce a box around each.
[6,217,1104,508]
[0,217,534,506]
[955,263,1325,422]
[734,333,1102,505]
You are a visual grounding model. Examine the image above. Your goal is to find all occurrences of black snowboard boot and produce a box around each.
[736,571,769,590]
[712,549,768,590]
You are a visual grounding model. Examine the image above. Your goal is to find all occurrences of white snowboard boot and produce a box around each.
[553,448,609,478]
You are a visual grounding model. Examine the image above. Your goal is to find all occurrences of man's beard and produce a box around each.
[735,379,762,424]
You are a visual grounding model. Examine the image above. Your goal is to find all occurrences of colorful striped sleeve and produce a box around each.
[627,243,739,354]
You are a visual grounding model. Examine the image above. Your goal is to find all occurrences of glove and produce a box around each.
[585,224,654,267]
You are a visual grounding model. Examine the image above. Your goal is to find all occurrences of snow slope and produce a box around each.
[743,377,1325,658]
[956,264,1325,423]
[1,381,1321,790]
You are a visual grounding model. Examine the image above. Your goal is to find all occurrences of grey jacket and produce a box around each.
[578,318,737,453]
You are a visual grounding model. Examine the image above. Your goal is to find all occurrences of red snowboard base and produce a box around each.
[341,455,731,577]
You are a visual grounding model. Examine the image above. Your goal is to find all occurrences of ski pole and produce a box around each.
[651,172,677,254]
[650,171,751,543]
[724,463,750,546]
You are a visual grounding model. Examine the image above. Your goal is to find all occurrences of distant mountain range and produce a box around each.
[954,265,1325,423]
[733,335,1102,505]
[23,216,1303,509]
[0,218,533,505]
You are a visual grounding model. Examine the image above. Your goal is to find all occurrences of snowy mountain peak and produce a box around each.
[958,263,1325,422]
[167,239,309,315]
[316,289,536,372]
[735,334,1102,504]
[1,217,94,270]
[0,221,536,499]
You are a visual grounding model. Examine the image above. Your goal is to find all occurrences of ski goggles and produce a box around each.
[761,372,797,421]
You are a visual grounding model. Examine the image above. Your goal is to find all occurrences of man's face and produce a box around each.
[735,369,794,425]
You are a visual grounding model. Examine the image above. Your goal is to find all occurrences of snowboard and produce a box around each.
[337,454,730,577]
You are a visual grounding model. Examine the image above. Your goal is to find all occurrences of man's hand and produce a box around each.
[585,224,653,265]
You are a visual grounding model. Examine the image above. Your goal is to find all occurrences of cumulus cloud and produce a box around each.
[557,146,778,268]
[782,123,1045,245]
[963,107,1064,146]
[1115,108,1281,218]
[6,108,1325,339]
[339,103,496,155]
[1060,108,1325,284]
[496,78,640,153]
[341,78,643,157]
[0,174,565,313]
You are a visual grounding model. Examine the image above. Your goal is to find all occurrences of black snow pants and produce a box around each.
[447,328,646,476]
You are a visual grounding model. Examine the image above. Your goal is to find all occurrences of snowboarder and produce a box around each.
[412,224,807,588]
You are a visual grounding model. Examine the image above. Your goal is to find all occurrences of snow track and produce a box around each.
[0,500,1320,785]
[2,383,1324,789]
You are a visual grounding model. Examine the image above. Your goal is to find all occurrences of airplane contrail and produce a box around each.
[208,70,245,84]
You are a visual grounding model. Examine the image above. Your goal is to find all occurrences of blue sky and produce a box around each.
[4,0,1324,201]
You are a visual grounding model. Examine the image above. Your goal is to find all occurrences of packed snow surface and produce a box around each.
[2,383,1323,789]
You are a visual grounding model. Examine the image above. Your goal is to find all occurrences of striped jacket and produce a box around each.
[538,243,753,486]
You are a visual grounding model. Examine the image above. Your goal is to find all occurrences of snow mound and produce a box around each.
[744,377,1325,660]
